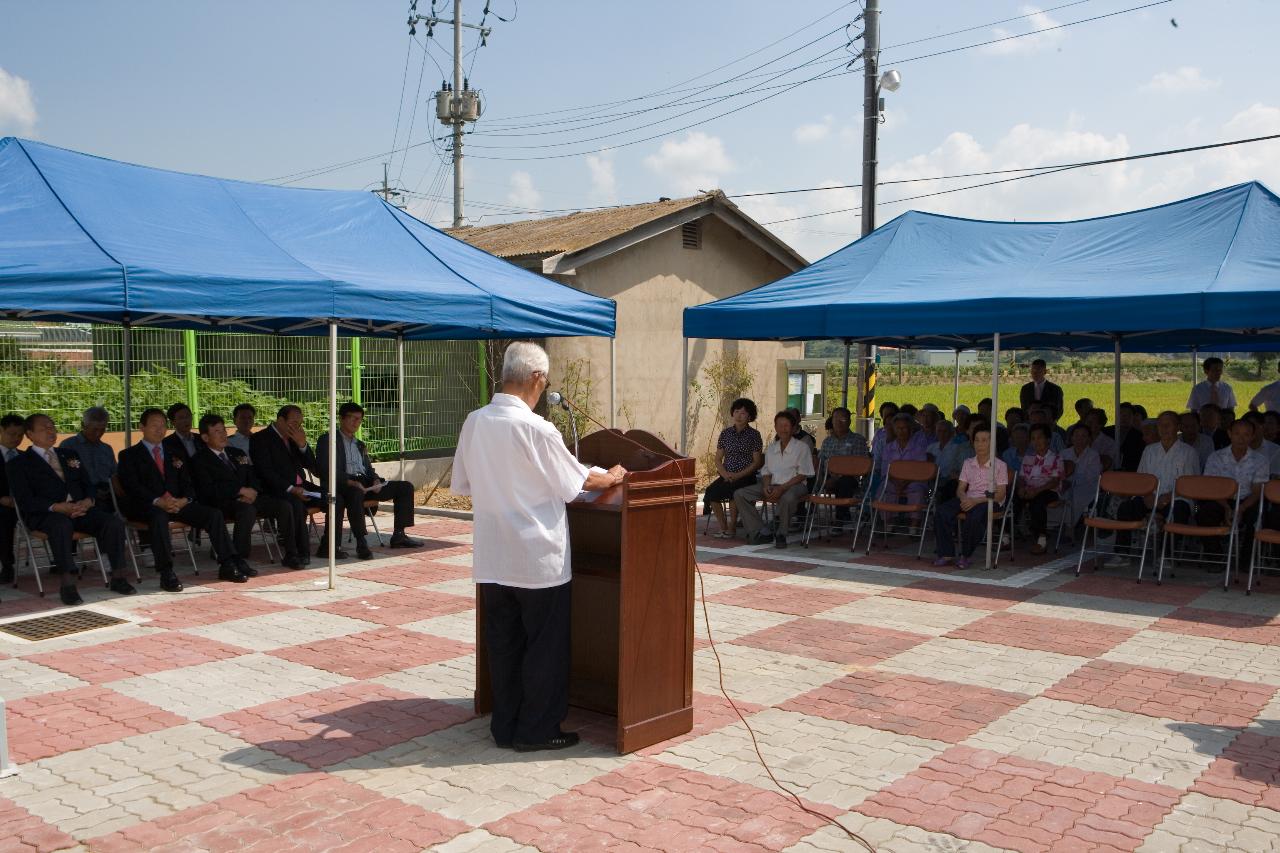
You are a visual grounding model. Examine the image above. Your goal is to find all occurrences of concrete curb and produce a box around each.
[414,506,474,521]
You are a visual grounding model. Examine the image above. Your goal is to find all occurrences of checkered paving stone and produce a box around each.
[133,590,294,629]
[0,796,78,853]
[268,626,472,680]
[1006,590,1175,629]
[183,608,379,652]
[7,685,187,763]
[693,643,849,707]
[781,670,1031,743]
[1054,573,1209,606]
[0,657,88,700]
[1103,629,1280,686]
[705,579,866,616]
[1192,731,1280,811]
[732,617,930,667]
[883,578,1040,611]
[346,560,471,587]
[1136,792,1280,852]
[856,745,1183,853]
[785,813,1014,853]
[945,611,1139,658]
[632,691,767,759]
[313,586,473,626]
[878,636,1089,695]
[86,772,471,852]
[2,722,306,840]
[1148,606,1280,645]
[654,708,946,812]
[819,594,988,636]
[1187,583,1280,617]
[693,602,801,644]
[964,696,1235,789]
[697,553,817,581]
[26,631,249,684]
[1044,660,1278,728]
[203,681,474,769]
[484,759,836,852]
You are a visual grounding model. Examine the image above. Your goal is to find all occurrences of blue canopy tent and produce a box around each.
[683,181,1280,567]
[0,137,616,586]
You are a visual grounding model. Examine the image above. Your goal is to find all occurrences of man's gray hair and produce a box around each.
[502,341,549,384]
[82,406,110,426]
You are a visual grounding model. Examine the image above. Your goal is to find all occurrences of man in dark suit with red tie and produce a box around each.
[118,408,250,589]
[192,413,301,569]
[250,404,341,560]
[162,402,203,464]
[1019,358,1065,422]
[7,413,134,605]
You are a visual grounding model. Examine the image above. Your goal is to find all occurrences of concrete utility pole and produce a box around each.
[856,0,881,438]
[451,0,464,228]
[378,162,403,206]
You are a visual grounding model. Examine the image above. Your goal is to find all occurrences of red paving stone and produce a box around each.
[883,578,1040,611]
[1149,606,1280,645]
[135,591,294,629]
[706,580,865,616]
[0,595,62,620]
[696,554,817,581]
[312,587,472,626]
[947,611,1138,658]
[28,631,249,684]
[637,691,768,757]
[733,617,928,666]
[857,745,1182,853]
[1053,575,1207,606]
[0,796,79,853]
[8,686,186,762]
[202,681,473,769]
[781,670,1030,743]
[268,626,472,679]
[346,561,471,587]
[87,772,469,853]
[1045,660,1277,727]
[485,759,834,852]
[1192,731,1280,811]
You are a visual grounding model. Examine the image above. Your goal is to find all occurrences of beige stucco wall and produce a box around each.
[545,215,802,471]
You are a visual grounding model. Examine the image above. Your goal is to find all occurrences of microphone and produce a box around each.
[547,391,579,459]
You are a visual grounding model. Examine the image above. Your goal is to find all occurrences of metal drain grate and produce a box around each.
[0,610,128,641]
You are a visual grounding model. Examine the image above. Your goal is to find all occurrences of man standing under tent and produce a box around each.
[453,342,625,752]
[1019,359,1064,422]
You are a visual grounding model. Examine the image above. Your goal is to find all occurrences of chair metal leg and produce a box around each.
[1157,531,1169,584]
[20,529,44,596]
[1075,526,1089,577]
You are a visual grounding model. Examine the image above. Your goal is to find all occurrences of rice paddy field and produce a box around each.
[870,380,1273,417]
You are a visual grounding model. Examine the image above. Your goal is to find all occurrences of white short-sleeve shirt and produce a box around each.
[452,394,589,589]
[1187,380,1237,411]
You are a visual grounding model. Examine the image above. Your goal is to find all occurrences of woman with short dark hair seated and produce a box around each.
[703,398,763,538]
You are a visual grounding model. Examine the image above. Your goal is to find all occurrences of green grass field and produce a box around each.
[871,380,1271,418]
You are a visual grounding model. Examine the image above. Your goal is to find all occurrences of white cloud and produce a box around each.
[0,66,37,135]
[793,115,834,144]
[982,6,1066,56]
[643,131,734,196]
[1141,66,1221,95]
[585,153,617,204]
[505,170,541,210]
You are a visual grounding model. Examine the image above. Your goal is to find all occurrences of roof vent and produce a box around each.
[681,220,702,250]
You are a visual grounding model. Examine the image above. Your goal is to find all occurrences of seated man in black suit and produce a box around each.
[162,403,203,464]
[0,412,24,586]
[192,413,303,570]
[317,403,422,560]
[118,408,250,589]
[250,404,342,560]
[8,413,135,605]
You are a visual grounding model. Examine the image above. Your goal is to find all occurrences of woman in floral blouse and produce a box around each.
[703,398,764,537]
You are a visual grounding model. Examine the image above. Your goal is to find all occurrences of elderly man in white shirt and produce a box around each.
[453,342,623,753]
[1109,411,1203,567]
[1199,419,1269,566]
[734,410,816,548]
[1187,356,1237,412]
[1249,363,1280,412]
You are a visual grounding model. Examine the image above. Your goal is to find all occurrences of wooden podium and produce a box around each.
[474,429,697,753]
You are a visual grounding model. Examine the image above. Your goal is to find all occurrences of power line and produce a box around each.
[758,132,1280,225]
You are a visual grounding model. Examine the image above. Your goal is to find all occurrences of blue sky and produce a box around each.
[2,0,1277,259]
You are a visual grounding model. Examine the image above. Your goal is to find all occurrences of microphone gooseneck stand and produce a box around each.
[547,390,580,460]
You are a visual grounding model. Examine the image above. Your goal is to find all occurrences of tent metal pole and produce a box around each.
[1113,338,1122,424]
[680,337,690,455]
[396,333,406,482]
[610,337,617,429]
[841,340,852,408]
[122,322,133,446]
[952,350,961,413]
[327,321,338,591]
[986,333,1000,570]
[1191,346,1198,391]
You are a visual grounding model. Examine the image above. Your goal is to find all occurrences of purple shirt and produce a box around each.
[880,430,929,476]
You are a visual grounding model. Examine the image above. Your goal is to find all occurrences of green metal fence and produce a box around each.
[0,321,482,460]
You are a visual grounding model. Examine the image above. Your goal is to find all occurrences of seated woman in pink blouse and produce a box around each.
[933,424,1009,569]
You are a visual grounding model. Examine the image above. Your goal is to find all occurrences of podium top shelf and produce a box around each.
[569,429,696,511]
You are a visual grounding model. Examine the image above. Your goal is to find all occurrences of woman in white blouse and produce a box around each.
[1061,423,1102,528]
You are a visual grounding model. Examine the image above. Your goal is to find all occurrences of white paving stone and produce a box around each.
[0,657,87,700]
[402,610,477,645]
[877,636,1088,695]
[425,577,480,598]
[1007,590,1175,629]
[372,655,476,706]
[244,576,402,607]
[435,552,474,567]
[821,595,987,636]
[694,602,797,643]
[965,696,1234,789]
[785,815,1014,853]
[693,643,848,706]
[1103,629,1280,686]
[1137,792,1280,852]
[185,608,379,651]
[691,571,756,596]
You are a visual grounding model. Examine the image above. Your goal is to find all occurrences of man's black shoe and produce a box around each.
[218,564,248,583]
[494,739,514,749]
[59,585,83,606]
[282,556,305,570]
[108,577,137,596]
[0,565,13,584]
[774,533,788,549]
[159,570,183,592]
[235,559,259,578]
[356,542,374,560]
[315,544,350,559]
[388,533,423,548]
[513,731,580,753]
